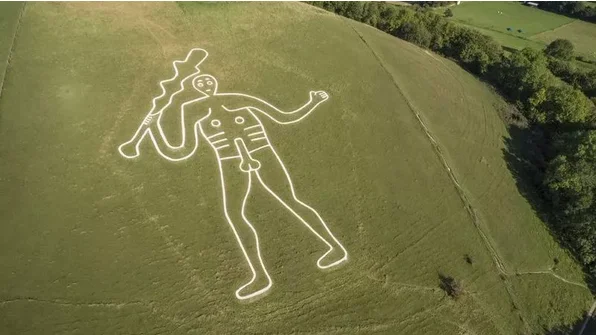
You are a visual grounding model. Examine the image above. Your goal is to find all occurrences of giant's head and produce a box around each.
[192,74,218,96]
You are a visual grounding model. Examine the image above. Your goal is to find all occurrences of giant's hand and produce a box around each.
[118,140,140,159]
[118,114,158,159]
[310,90,329,104]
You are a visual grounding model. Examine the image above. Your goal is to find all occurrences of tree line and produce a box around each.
[545,39,596,101]
[410,1,457,8]
[306,1,596,278]
[538,1,596,24]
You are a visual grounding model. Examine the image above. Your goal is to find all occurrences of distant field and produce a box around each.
[448,1,596,63]
[0,2,593,334]
[454,21,546,51]
[532,20,596,62]
[449,1,573,36]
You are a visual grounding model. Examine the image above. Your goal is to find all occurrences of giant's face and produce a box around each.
[192,75,218,96]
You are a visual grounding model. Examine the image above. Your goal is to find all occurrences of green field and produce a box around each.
[448,1,596,62]
[0,2,593,334]
[449,1,573,36]
[533,20,596,61]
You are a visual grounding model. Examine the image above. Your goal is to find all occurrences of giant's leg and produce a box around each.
[219,158,272,300]
[251,148,348,269]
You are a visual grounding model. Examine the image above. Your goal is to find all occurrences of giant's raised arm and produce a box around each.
[220,91,329,124]
[117,48,209,160]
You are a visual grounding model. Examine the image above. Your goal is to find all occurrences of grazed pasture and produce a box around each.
[448,1,596,62]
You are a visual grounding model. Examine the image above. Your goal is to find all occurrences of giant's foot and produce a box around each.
[316,246,348,269]
[235,274,272,300]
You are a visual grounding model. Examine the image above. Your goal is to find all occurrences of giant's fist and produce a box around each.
[310,90,329,104]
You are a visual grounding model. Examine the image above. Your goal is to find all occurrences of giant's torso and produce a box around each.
[198,100,271,159]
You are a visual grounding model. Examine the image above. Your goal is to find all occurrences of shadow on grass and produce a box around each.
[501,113,596,297]
[502,45,519,54]
[501,120,596,334]
[543,311,595,335]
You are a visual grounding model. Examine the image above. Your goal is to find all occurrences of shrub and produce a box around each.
[439,274,464,299]
[545,39,575,61]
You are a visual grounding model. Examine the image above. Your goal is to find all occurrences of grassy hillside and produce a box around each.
[0,2,592,334]
[0,3,23,90]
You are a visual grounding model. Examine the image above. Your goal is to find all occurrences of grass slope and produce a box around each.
[0,2,592,334]
[0,2,23,91]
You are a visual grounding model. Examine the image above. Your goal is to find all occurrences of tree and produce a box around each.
[537,84,593,124]
[362,2,381,27]
[413,1,456,7]
[547,57,575,81]
[545,39,575,60]
[547,58,596,98]
[424,11,455,50]
[577,70,596,98]
[342,2,365,21]
[567,1,587,16]
[444,8,453,17]
[396,20,432,48]
[538,1,596,23]
[528,86,547,121]
[378,6,410,33]
[496,48,553,104]
[544,130,596,270]
[444,27,502,74]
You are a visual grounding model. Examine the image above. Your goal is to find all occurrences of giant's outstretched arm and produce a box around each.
[118,99,207,161]
[220,91,329,124]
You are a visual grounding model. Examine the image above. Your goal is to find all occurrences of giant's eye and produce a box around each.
[198,83,204,88]
[206,81,213,85]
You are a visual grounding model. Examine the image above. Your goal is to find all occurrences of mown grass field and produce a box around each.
[532,20,596,61]
[447,1,596,62]
[0,2,593,334]
[449,1,573,36]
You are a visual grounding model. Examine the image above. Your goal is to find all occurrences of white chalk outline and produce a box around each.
[118,48,347,300]
[118,48,209,161]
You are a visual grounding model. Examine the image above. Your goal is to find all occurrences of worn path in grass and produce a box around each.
[349,17,594,331]
[0,2,25,99]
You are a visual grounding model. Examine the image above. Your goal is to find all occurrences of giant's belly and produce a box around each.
[201,116,271,159]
